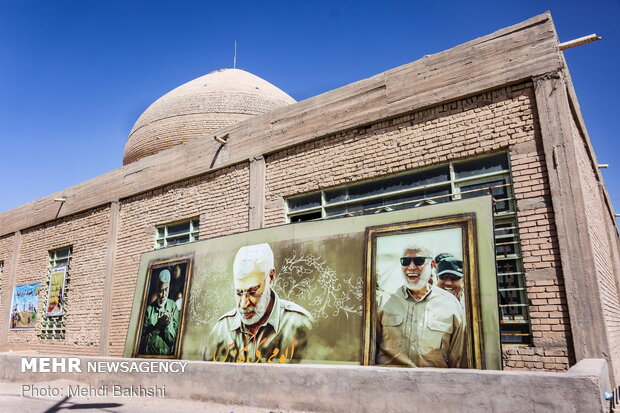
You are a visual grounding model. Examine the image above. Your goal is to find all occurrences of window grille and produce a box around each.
[155,218,200,249]
[286,152,532,344]
[40,247,72,339]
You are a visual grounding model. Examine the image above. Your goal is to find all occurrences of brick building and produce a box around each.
[0,12,618,389]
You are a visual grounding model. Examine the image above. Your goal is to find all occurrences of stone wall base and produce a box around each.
[0,354,611,413]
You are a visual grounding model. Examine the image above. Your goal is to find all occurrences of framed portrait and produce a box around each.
[131,256,193,358]
[9,283,41,330]
[45,266,67,316]
[363,214,485,369]
[124,197,499,366]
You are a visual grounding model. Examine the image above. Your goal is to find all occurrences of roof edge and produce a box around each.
[0,12,563,236]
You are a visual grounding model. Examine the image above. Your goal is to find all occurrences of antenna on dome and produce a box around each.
[233,41,237,69]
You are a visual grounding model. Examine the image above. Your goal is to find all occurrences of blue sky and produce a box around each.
[1,1,618,213]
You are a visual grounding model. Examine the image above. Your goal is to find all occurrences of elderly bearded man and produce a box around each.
[204,243,313,363]
[376,247,465,367]
[140,269,180,355]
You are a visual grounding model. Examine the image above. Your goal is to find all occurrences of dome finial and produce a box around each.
[233,41,237,69]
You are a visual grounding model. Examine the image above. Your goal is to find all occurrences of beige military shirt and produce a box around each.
[204,291,313,363]
[376,284,465,368]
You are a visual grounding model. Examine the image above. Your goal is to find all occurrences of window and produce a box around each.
[286,153,532,344]
[155,218,200,249]
[49,247,72,268]
[40,247,72,339]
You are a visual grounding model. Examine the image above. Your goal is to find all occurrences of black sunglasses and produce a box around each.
[438,273,463,281]
[400,256,432,267]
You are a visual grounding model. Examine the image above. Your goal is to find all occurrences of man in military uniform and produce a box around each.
[140,269,180,355]
[376,246,465,368]
[204,243,313,363]
[436,255,465,308]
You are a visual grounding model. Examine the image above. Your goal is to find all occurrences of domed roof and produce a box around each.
[123,68,296,165]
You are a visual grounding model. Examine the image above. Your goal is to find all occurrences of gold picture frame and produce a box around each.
[363,213,484,369]
[132,255,193,359]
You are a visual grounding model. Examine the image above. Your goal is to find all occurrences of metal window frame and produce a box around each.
[49,246,72,268]
[41,246,73,340]
[285,152,533,344]
[154,218,200,249]
[287,153,512,219]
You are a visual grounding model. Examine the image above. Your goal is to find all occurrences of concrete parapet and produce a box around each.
[0,354,612,412]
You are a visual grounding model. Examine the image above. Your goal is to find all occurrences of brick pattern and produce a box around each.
[503,345,570,371]
[508,144,571,371]
[264,84,535,223]
[511,148,561,275]
[572,116,620,382]
[265,82,573,371]
[124,115,247,164]
[124,69,295,164]
[0,233,15,331]
[1,207,110,355]
[503,277,572,371]
[107,163,250,356]
[526,279,570,341]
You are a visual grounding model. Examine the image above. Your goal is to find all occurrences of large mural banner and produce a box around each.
[9,283,41,330]
[125,197,501,369]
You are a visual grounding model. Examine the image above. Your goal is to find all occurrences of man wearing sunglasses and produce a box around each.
[436,256,465,308]
[376,247,465,368]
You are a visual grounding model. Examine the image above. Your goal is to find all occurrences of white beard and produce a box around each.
[404,264,431,291]
[239,280,272,326]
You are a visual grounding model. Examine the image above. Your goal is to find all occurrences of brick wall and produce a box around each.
[0,233,15,331]
[509,143,572,371]
[107,163,250,356]
[264,82,573,371]
[2,207,110,355]
[0,82,594,373]
[265,84,535,222]
[572,115,620,383]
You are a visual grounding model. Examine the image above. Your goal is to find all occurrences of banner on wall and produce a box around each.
[9,283,41,330]
[131,257,193,358]
[45,266,67,316]
[125,196,501,369]
[365,214,482,368]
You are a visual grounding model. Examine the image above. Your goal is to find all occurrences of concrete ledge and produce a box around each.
[566,358,612,410]
[0,354,611,413]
